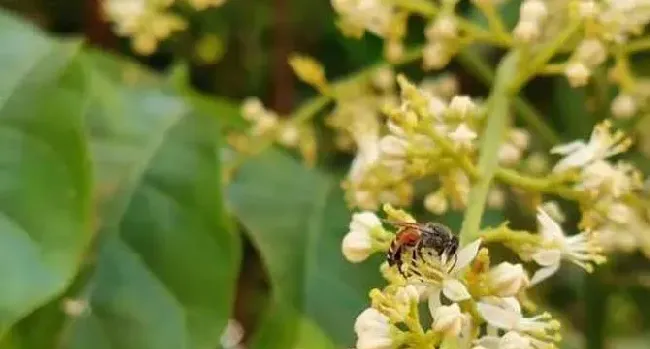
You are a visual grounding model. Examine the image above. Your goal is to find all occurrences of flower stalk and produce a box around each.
[460,52,519,245]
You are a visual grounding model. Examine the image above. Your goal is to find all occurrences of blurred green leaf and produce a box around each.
[0,9,242,348]
[0,10,92,335]
[552,78,592,139]
[64,56,241,349]
[228,149,382,348]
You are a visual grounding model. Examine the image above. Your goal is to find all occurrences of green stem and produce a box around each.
[456,50,561,145]
[459,52,519,245]
[494,167,585,201]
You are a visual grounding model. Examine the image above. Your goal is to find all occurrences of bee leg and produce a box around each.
[446,250,458,273]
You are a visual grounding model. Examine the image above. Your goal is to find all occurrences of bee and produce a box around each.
[385,221,459,276]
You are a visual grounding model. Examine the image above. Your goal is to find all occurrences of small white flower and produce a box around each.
[394,285,420,315]
[513,20,540,43]
[449,123,478,150]
[530,208,605,285]
[551,121,630,172]
[424,190,449,215]
[477,297,559,348]
[342,212,383,262]
[487,262,530,297]
[241,97,264,120]
[277,124,300,147]
[448,96,476,119]
[426,16,458,40]
[520,0,548,22]
[578,160,640,197]
[564,62,591,87]
[611,94,638,119]
[379,135,408,158]
[354,308,393,349]
[423,41,452,70]
[432,303,464,337]
[509,128,530,150]
[487,188,505,209]
[575,39,607,67]
[498,143,523,166]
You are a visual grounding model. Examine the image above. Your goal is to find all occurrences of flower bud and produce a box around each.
[342,212,382,262]
[520,0,548,22]
[355,308,393,349]
[379,135,408,158]
[509,128,530,150]
[575,39,607,67]
[498,143,522,166]
[565,63,591,87]
[611,94,637,119]
[424,190,448,215]
[426,16,457,40]
[449,123,478,150]
[448,96,476,119]
[487,188,505,209]
[432,303,464,337]
[500,331,531,349]
[487,262,530,297]
[513,20,540,43]
[241,97,264,120]
[423,41,452,70]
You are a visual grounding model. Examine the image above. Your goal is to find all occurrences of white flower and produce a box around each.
[354,308,393,349]
[509,128,530,150]
[432,303,464,337]
[513,20,540,43]
[575,39,607,67]
[424,190,448,215]
[476,331,531,349]
[498,143,522,166]
[551,121,630,172]
[448,96,476,119]
[379,135,408,158]
[394,285,420,316]
[564,62,591,87]
[477,297,560,348]
[426,15,458,40]
[449,123,478,150]
[486,262,530,297]
[241,97,264,120]
[342,212,383,262]
[332,0,393,37]
[424,239,482,311]
[530,208,605,285]
[520,0,548,22]
[611,94,638,119]
[578,160,640,197]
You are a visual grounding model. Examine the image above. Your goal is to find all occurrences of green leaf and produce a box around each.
[228,149,383,348]
[0,10,92,335]
[64,55,241,349]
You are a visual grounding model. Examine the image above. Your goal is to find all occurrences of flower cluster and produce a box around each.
[342,205,575,349]
[229,97,317,166]
[342,75,529,213]
[102,0,227,55]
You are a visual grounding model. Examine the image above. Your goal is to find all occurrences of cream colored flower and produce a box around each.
[530,208,605,285]
[486,262,530,297]
[432,303,464,337]
[477,297,560,348]
[342,212,383,262]
[564,62,591,87]
[449,123,478,150]
[611,94,638,119]
[551,121,630,172]
[354,308,393,349]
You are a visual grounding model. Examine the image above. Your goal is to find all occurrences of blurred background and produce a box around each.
[1,0,650,349]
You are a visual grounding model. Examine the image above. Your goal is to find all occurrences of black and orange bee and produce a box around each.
[384,220,459,275]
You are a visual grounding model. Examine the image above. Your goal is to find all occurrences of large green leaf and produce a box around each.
[63,54,241,349]
[228,149,383,348]
[0,9,242,348]
[0,11,92,335]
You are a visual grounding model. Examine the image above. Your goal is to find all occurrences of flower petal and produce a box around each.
[476,302,520,330]
[451,238,482,274]
[536,208,565,242]
[532,249,561,267]
[427,286,442,316]
[551,140,585,155]
[530,263,561,286]
[475,335,501,349]
[442,279,471,302]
